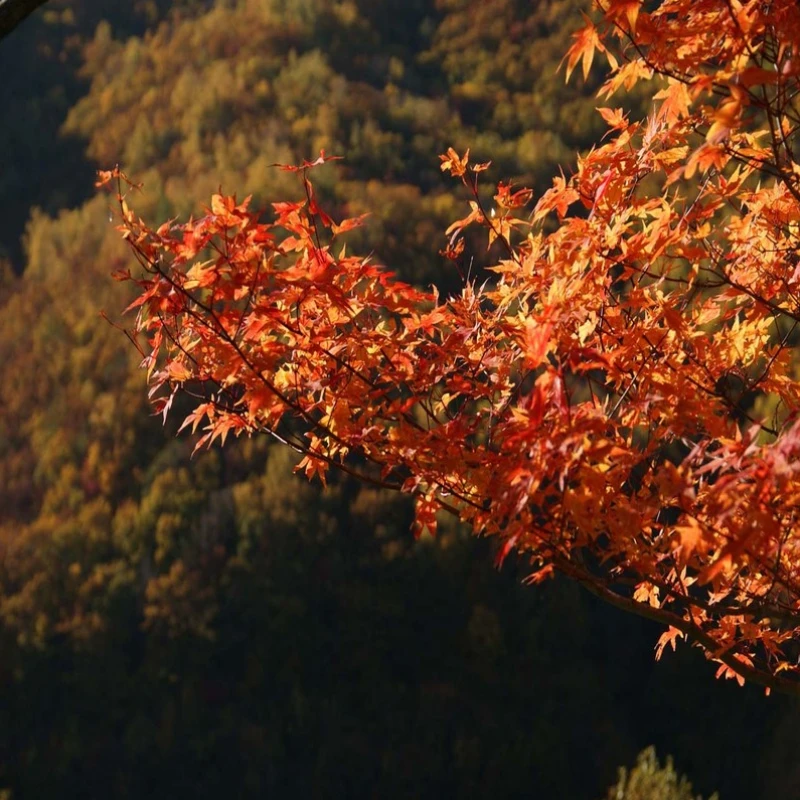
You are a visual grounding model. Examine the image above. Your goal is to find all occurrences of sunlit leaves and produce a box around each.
[111,0,800,695]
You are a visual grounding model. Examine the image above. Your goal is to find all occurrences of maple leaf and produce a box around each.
[596,106,628,130]
[331,213,370,236]
[653,81,692,125]
[715,655,752,688]
[521,315,553,369]
[563,17,601,82]
[655,627,684,660]
[439,147,470,177]
[674,517,704,563]
[412,492,439,539]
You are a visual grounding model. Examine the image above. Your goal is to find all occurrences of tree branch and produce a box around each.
[0,0,48,42]
[559,556,800,699]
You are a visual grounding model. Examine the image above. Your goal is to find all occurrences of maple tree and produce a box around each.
[105,0,800,695]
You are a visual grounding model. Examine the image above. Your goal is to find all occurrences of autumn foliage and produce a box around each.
[106,0,800,694]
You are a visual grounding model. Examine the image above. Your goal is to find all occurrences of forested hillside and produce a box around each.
[0,1,797,797]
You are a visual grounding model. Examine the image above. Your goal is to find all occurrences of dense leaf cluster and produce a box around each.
[119,0,800,692]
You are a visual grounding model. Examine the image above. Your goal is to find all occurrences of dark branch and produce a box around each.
[0,0,48,42]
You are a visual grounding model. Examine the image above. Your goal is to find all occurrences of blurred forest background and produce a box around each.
[0,1,798,797]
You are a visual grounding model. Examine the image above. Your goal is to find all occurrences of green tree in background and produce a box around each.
[605,748,718,800]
